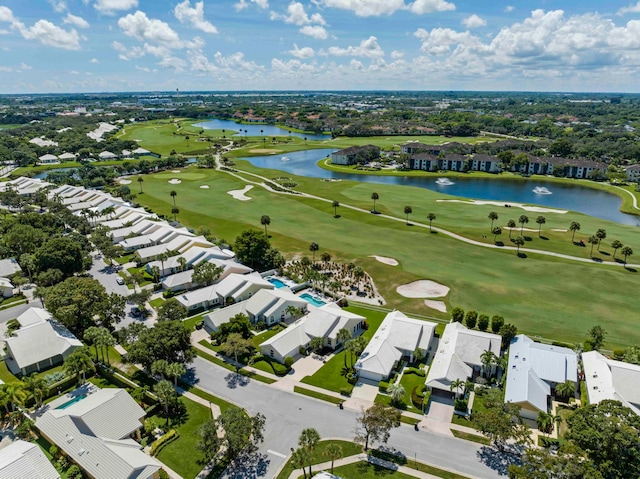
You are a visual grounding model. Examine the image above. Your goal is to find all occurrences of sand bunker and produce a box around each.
[437,199,567,214]
[369,255,398,266]
[227,185,254,201]
[397,280,450,298]
[249,149,281,154]
[168,179,182,184]
[200,185,210,189]
[171,170,181,173]
[552,228,568,232]
[119,179,132,185]
[424,300,447,312]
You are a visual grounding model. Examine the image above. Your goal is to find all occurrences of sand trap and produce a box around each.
[249,149,281,154]
[424,300,447,312]
[437,199,567,214]
[119,179,132,185]
[168,179,182,184]
[369,255,398,266]
[505,227,538,232]
[397,280,450,298]
[227,184,254,201]
[171,170,181,173]
[552,228,568,232]
[200,185,210,189]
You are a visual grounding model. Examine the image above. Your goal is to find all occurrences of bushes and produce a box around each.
[284,356,294,368]
[404,367,425,377]
[340,385,353,396]
[411,385,426,410]
[580,381,589,406]
[378,381,389,393]
[454,398,468,413]
[346,372,358,385]
[150,429,179,456]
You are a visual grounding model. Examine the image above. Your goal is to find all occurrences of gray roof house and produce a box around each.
[0,440,60,479]
[0,258,23,278]
[582,350,640,415]
[36,387,161,479]
[5,307,83,375]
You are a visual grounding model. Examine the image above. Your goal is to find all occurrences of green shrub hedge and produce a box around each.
[378,381,389,392]
[150,429,179,456]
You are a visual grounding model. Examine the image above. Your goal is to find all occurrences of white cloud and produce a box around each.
[289,43,314,58]
[112,40,145,60]
[48,0,67,13]
[390,50,404,59]
[90,57,98,63]
[0,6,16,23]
[505,6,514,13]
[408,0,455,14]
[64,13,90,29]
[174,1,218,34]
[314,0,405,16]
[276,2,326,25]
[300,25,328,39]
[462,14,486,28]
[15,20,81,50]
[118,11,180,45]
[94,0,138,15]
[235,0,268,11]
[618,2,640,14]
[0,62,31,72]
[327,36,384,58]
[414,27,479,54]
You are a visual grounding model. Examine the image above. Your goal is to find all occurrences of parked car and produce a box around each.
[116,277,125,285]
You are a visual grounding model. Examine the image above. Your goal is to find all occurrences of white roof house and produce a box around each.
[58,152,76,161]
[36,387,161,479]
[204,288,309,332]
[110,219,163,243]
[132,147,151,156]
[120,225,194,253]
[98,151,118,160]
[425,322,501,394]
[0,257,22,277]
[504,335,578,418]
[260,303,366,363]
[355,311,436,382]
[153,251,249,281]
[0,440,60,479]
[0,177,51,196]
[38,154,59,165]
[0,277,14,298]
[582,351,640,415]
[136,235,214,264]
[5,308,83,375]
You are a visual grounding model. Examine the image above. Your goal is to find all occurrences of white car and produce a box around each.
[116,277,125,285]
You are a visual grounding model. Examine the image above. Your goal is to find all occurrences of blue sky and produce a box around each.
[2,0,640,93]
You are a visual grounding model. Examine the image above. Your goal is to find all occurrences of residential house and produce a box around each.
[98,151,118,160]
[425,322,501,396]
[121,149,132,158]
[260,303,366,363]
[119,225,194,253]
[355,311,436,382]
[36,387,161,479]
[135,235,214,264]
[38,154,59,165]
[408,153,439,171]
[132,147,152,158]
[625,164,640,182]
[0,177,51,196]
[0,257,22,278]
[331,145,380,165]
[0,277,14,297]
[582,351,640,415]
[5,307,83,375]
[470,154,501,173]
[156,256,250,287]
[0,440,61,479]
[58,152,77,162]
[203,288,309,333]
[504,335,578,419]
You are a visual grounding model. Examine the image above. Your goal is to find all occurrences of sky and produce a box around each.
[2,0,640,93]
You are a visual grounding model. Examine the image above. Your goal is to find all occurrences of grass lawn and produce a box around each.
[293,386,344,405]
[252,324,286,347]
[369,450,472,479]
[149,297,165,309]
[33,437,69,479]
[0,360,19,383]
[183,313,206,332]
[450,429,490,446]
[275,440,363,479]
[132,163,640,348]
[452,387,502,430]
[331,462,417,479]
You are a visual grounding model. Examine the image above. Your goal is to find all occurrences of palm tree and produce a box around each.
[298,428,321,477]
[555,380,575,400]
[337,328,352,366]
[309,242,319,262]
[569,221,581,242]
[588,235,599,256]
[513,235,525,255]
[158,252,169,278]
[33,285,47,307]
[480,350,496,378]
[611,240,623,259]
[488,211,498,231]
[404,206,412,225]
[166,362,186,387]
[137,176,143,193]
[492,227,502,243]
[64,348,94,383]
[170,190,177,206]
[449,379,464,398]
[177,256,188,272]
[427,213,436,232]
[507,219,516,238]
[4,382,27,412]
[536,215,546,237]
[153,380,176,423]
[518,214,529,234]
[24,374,46,408]
[84,326,103,362]
[99,328,116,366]
[388,383,406,405]
[171,206,179,221]
[344,339,356,368]
[150,266,161,284]
[595,228,607,251]
[332,200,340,218]
[261,215,271,237]
[371,192,379,213]
[325,443,343,475]
[537,411,554,435]
[621,246,633,264]
[291,448,311,479]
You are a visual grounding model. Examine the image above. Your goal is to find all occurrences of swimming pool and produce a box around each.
[56,394,87,410]
[300,293,326,307]
[267,277,287,288]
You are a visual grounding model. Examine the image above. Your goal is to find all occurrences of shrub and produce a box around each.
[477,315,489,331]
[346,372,358,385]
[539,437,561,448]
[378,381,389,393]
[284,356,294,368]
[404,367,426,377]
[465,310,478,329]
[49,445,59,458]
[66,465,82,479]
[150,429,179,456]
[454,398,468,413]
[451,307,464,323]
[613,349,625,360]
[298,346,307,356]
[195,321,204,330]
[340,385,353,396]
[580,381,589,406]
[159,470,170,479]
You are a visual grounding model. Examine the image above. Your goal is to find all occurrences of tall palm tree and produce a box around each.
[4,382,27,412]
[177,256,188,272]
[507,219,516,238]
[492,227,502,243]
[325,443,343,475]
[514,235,525,255]
[427,213,436,232]
[337,328,352,366]
[555,380,575,400]
[158,252,169,277]
[309,242,319,262]
[388,383,406,405]
[64,348,94,383]
[595,228,607,251]
[137,176,144,193]
[588,235,599,256]
[150,266,161,284]
[621,246,633,264]
[153,380,176,424]
[261,215,271,237]
[99,328,116,366]
[535,216,546,237]
[611,240,623,259]
[24,375,47,408]
[298,428,321,477]
[404,206,412,225]
[332,200,340,218]
[170,190,177,206]
[518,215,529,234]
[166,362,186,387]
[480,350,496,378]
[537,411,554,435]
[371,192,379,213]
[171,207,179,222]
[488,211,498,231]
[449,379,464,398]
[569,221,581,242]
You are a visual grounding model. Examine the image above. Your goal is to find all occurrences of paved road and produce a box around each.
[0,299,39,325]
[187,357,504,479]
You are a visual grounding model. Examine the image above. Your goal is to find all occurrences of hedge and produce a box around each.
[150,429,179,456]
[404,367,426,377]
[378,381,389,393]
[340,385,353,396]
[580,381,589,406]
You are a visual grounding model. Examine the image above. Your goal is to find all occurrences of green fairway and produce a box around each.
[133,162,640,347]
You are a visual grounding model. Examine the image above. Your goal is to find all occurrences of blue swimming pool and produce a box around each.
[267,277,287,288]
[300,293,326,307]
[56,394,87,410]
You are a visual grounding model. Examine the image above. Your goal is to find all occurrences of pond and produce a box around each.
[34,167,78,179]
[193,118,329,141]
[239,149,640,227]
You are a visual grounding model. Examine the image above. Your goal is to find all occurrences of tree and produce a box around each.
[566,400,640,479]
[569,221,581,242]
[474,390,530,450]
[291,448,311,479]
[508,445,603,479]
[611,240,623,259]
[370,192,379,213]
[427,213,436,232]
[449,378,464,398]
[151,359,169,379]
[153,380,176,422]
[309,336,324,353]
[499,323,518,349]
[298,428,321,477]
[35,237,86,278]
[196,420,222,463]
[23,374,46,408]
[128,320,195,369]
[46,277,110,335]
[555,380,575,400]
[309,242,319,263]
[218,407,266,462]
[19,253,36,282]
[157,298,188,322]
[150,265,161,284]
[320,252,331,263]
[621,245,633,264]
[595,228,606,251]
[332,200,340,218]
[404,206,412,225]
[171,207,179,222]
[337,328,352,366]
[535,216,546,237]
[492,227,502,243]
[451,307,464,323]
[488,211,498,231]
[166,362,186,387]
[325,443,342,475]
[137,176,144,193]
[221,333,255,371]
[387,383,406,405]
[234,230,284,271]
[587,235,599,256]
[518,215,529,234]
[587,325,607,351]
[260,215,271,237]
[2,382,27,412]
[491,315,504,333]
[513,235,525,255]
[507,219,516,238]
[480,350,496,378]
[170,190,177,206]
[192,262,223,286]
[465,310,478,329]
[354,403,401,450]
[217,313,252,341]
[64,347,94,383]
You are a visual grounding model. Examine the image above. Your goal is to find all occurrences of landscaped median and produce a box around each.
[195,341,276,384]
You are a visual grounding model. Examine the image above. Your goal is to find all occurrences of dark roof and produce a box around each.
[410,153,438,161]
[334,144,380,155]
[472,154,498,162]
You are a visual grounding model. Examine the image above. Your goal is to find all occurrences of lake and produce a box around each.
[193,118,329,141]
[239,149,640,226]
